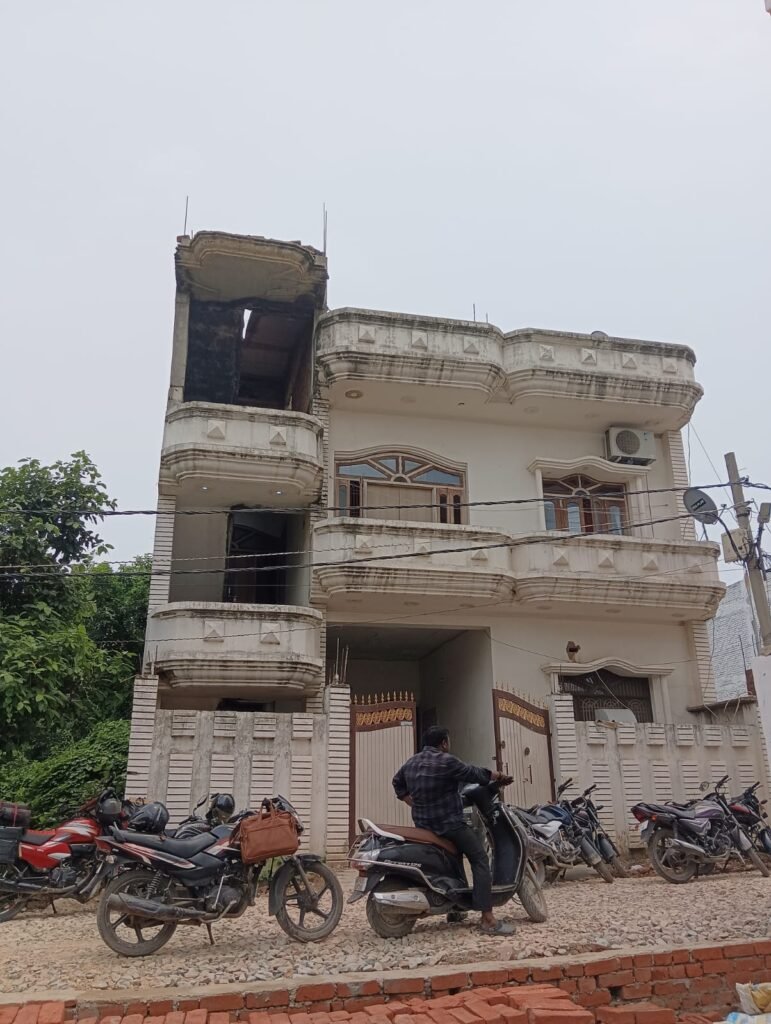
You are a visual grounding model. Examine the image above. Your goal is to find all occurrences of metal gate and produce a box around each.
[492,688,554,808]
[350,692,417,839]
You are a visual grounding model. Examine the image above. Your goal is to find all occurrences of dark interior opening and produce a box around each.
[223,508,307,606]
[183,299,314,412]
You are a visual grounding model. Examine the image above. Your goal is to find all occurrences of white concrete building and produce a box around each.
[127,231,770,858]
[712,576,771,700]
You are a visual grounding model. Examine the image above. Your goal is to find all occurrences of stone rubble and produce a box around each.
[0,873,768,995]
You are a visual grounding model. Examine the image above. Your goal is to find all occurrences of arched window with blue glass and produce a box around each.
[542,474,627,536]
[335,449,468,524]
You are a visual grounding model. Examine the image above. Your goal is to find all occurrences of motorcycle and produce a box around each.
[348,778,547,939]
[632,774,770,883]
[727,782,771,857]
[519,778,615,884]
[572,785,630,878]
[0,785,135,922]
[95,794,343,956]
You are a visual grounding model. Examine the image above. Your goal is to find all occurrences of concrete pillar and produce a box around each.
[324,683,351,861]
[125,675,160,801]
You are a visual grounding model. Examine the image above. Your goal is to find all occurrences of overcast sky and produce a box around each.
[1,2,769,575]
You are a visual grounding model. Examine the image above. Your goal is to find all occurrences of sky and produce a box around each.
[1,2,769,572]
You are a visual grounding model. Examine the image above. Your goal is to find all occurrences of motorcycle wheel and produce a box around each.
[275,860,343,943]
[610,856,631,879]
[518,864,548,922]
[0,863,29,923]
[698,863,716,876]
[593,859,615,884]
[366,879,419,939]
[747,848,770,877]
[533,860,547,888]
[647,827,697,884]
[96,870,178,957]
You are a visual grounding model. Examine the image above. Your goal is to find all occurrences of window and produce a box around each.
[542,474,627,535]
[559,671,653,723]
[335,451,467,524]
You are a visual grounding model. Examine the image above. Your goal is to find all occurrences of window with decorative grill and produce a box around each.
[559,670,653,723]
[335,451,467,524]
[543,474,627,535]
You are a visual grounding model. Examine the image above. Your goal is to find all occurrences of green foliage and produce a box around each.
[83,555,152,675]
[0,720,130,826]
[0,451,115,618]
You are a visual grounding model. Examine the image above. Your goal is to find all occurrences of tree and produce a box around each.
[0,453,149,756]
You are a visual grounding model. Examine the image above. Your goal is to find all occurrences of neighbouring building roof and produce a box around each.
[713,575,771,699]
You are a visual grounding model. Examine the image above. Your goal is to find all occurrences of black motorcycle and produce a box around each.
[727,782,771,857]
[632,774,769,883]
[349,779,547,939]
[96,795,343,955]
[572,785,630,878]
[522,778,615,884]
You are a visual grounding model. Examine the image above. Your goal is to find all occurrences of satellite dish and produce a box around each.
[683,487,720,525]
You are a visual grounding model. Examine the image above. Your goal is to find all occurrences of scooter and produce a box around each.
[349,778,547,938]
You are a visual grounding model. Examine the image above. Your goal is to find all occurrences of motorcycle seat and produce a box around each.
[374,824,458,856]
[19,830,55,846]
[644,802,697,819]
[518,809,548,826]
[111,828,218,857]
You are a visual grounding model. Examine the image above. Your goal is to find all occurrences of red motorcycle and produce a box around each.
[0,786,133,922]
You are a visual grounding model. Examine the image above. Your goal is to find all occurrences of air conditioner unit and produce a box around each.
[605,427,656,466]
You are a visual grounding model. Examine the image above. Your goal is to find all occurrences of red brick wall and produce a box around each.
[4,939,770,1022]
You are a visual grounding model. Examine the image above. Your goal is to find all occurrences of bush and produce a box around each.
[0,720,130,826]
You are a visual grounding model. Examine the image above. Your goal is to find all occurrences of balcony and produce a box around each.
[145,602,323,698]
[313,519,516,611]
[316,310,702,431]
[313,520,723,622]
[509,533,724,622]
[160,402,323,505]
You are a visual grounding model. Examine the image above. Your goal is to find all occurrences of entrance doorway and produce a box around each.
[326,623,496,838]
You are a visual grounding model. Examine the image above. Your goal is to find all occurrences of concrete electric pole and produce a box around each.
[724,452,771,654]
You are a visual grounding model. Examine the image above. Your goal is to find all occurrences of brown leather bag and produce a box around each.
[236,801,299,864]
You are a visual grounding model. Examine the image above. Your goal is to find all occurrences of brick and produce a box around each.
[15,1010,41,1024]
[202,998,245,1013]
[649,969,669,982]
[672,950,690,965]
[576,993,611,1008]
[498,1011,526,1024]
[448,1010,479,1024]
[466,1001,504,1024]
[470,972,509,987]
[507,971,531,984]
[184,1012,208,1024]
[98,1011,124,1022]
[165,1014,186,1024]
[685,963,703,978]
[621,985,653,1000]
[668,966,686,979]
[144,1018,165,1024]
[725,943,757,958]
[585,959,621,978]
[124,1006,148,1018]
[148,1006,174,1018]
[427,1012,455,1024]
[298,989,337,1005]
[755,941,771,956]
[576,979,596,996]
[599,971,634,989]
[690,977,723,993]
[557,982,577,996]
[529,1010,593,1024]
[532,969,564,984]
[179,1010,201,1019]
[0,1009,19,1024]
[597,1010,635,1024]
[290,1016,314,1024]
[634,969,652,984]
[634,956,654,969]
[694,947,724,962]
[385,981,425,996]
[652,954,673,967]
[38,1006,65,1024]
[247,994,291,1011]
[653,981,688,997]
[564,966,584,979]
[209,1015,231,1024]
[330,1014,350,1021]
[343,1005,383,1017]
[119,1016,144,1024]
[632,1006,676,1024]
[432,976,470,994]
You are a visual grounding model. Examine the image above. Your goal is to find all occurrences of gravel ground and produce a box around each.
[1,870,769,995]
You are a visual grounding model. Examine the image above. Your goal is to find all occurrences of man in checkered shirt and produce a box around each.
[393,725,514,934]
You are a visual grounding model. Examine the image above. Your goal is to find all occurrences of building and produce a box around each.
[127,230,769,857]
[713,576,771,700]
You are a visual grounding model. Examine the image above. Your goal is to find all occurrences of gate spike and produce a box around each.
[387,690,392,702]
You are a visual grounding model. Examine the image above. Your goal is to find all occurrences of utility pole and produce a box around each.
[725,452,771,654]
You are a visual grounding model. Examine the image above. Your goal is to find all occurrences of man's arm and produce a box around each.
[443,753,493,786]
[392,765,410,802]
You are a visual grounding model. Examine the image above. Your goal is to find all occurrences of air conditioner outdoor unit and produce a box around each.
[605,427,656,466]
